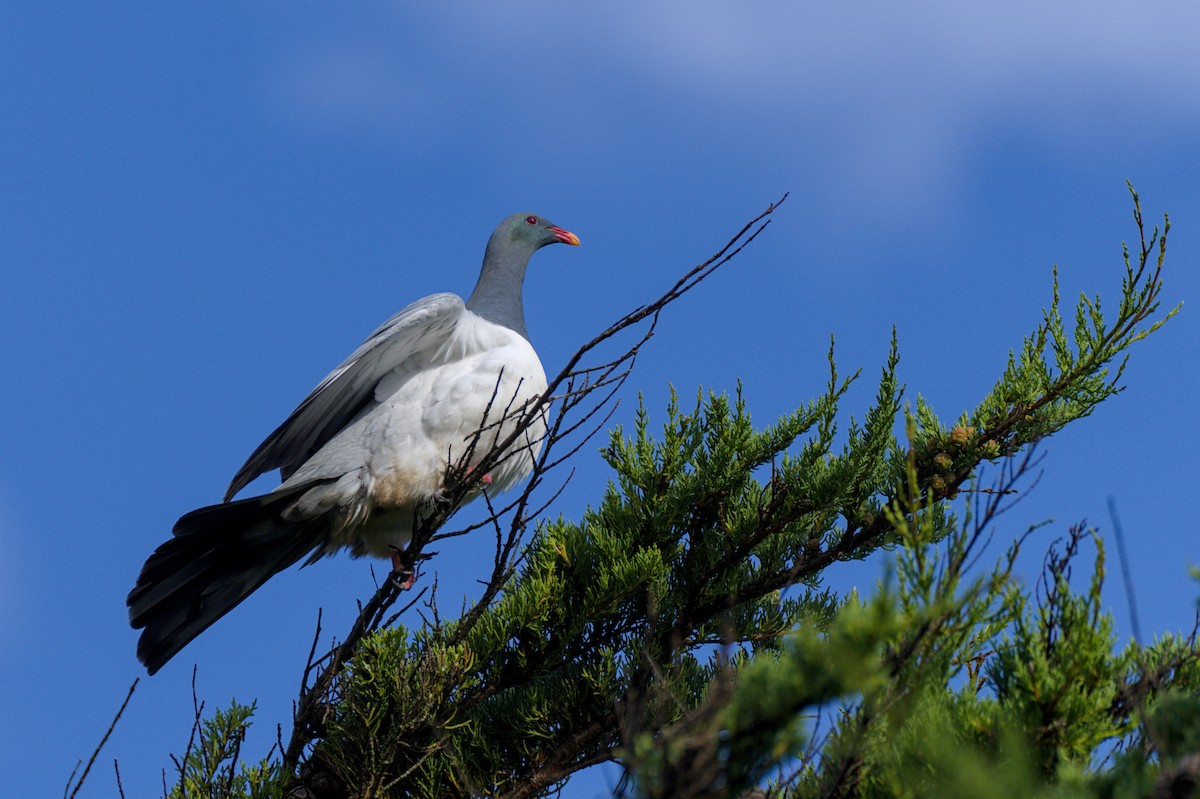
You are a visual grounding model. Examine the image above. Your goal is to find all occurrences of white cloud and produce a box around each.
[599,3,1200,194]
[270,3,1200,131]
[264,3,1200,214]
[598,3,1200,102]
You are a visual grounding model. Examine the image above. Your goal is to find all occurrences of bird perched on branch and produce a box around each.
[128,213,580,674]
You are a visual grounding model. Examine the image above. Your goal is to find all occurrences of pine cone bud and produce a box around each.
[948,426,974,447]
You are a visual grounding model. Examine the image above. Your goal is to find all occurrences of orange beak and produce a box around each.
[549,226,581,246]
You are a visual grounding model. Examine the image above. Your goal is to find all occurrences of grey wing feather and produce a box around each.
[224,293,465,501]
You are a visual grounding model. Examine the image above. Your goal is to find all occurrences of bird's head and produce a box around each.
[469,212,581,337]
[498,213,581,251]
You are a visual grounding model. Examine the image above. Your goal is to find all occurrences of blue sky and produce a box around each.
[4,3,1199,796]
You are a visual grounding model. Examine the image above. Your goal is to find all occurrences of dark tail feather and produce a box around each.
[128,484,327,675]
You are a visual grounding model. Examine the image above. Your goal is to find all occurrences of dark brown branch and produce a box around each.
[498,712,620,799]
[285,576,408,767]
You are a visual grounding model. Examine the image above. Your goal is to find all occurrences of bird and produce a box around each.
[128,212,580,675]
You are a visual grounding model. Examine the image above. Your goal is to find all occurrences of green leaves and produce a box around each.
[972,184,1179,453]
[990,530,1127,771]
[168,700,282,799]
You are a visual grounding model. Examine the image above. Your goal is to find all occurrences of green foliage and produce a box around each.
[167,700,284,799]
[989,531,1125,772]
[126,189,1196,798]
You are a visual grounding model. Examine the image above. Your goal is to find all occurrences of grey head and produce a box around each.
[465,213,580,339]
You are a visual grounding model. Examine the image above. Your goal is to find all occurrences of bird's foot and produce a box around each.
[390,552,418,590]
[464,465,493,486]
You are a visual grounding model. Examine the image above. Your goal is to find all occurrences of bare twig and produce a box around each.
[1108,496,1143,645]
[64,678,138,799]
[113,758,126,799]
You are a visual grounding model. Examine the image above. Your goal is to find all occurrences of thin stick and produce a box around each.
[1108,496,1143,644]
[65,678,139,799]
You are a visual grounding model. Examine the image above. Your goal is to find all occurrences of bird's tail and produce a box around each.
[127,483,328,675]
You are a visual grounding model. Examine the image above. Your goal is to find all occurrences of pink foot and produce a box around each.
[391,553,417,590]
[465,466,493,485]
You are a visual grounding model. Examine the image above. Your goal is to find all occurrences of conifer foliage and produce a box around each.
[90,189,1198,798]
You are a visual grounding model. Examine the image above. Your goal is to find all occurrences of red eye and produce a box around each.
[525,216,538,225]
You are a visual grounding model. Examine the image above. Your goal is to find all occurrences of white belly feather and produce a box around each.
[279,310,547,558]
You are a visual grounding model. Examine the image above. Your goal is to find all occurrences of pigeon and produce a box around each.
[128,213,580,674]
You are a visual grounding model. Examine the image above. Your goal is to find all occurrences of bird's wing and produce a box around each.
[224,293,466,501]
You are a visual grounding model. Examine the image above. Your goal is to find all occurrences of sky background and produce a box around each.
[3,3,1199,796]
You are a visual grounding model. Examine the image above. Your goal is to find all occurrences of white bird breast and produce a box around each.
[285,310,548,559]
[373,331,549,501]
